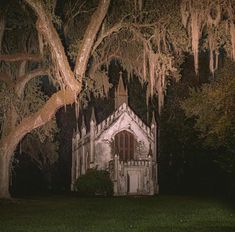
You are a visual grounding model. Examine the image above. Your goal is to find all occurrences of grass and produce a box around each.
[0,195,234,232]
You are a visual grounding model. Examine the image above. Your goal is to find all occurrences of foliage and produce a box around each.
[181,59,235,150]
[181,58,235,196]
[159,56,232,195]
[63,0,188,111]
[160,78,202,193]
[75,169,113,196]
[181,0,235,76]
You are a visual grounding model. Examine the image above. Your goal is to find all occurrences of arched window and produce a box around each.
[114,130,134,161]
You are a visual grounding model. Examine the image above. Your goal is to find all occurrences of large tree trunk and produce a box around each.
[0,105,18,198]
[0,89,75,198]
[0,152,11,198]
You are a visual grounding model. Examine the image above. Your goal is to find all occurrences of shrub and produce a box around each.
[75,169,113,196]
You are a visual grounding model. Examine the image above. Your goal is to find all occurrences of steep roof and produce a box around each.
[95,102,154,139]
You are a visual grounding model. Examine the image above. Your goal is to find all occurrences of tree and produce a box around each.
[181,59,235,196]
[159,71,201,193]
[0,0,110,198]
[182,59,235,150]
[0,3,59,196]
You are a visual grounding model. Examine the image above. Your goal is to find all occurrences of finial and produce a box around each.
[118,71,125,92]
[151,111,156,127]
[148,143,153,157]
[81,115,85,128]
[76,131,81,140]
[90,107,96,124]
[76,121,79,133]
[81,114,86,136]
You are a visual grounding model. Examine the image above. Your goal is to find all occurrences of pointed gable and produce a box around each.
[96,103,154,142]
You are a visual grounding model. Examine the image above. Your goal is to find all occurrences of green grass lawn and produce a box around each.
[0,195,234,232]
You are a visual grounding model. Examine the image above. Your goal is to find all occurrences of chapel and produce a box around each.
[71,73,159,195]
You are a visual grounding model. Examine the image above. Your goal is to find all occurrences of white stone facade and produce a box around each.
[71,76,159,195]
[71,102,159,196]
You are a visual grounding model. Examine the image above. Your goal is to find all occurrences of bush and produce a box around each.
[75,169,113,196]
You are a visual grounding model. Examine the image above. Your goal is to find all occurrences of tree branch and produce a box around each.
[89,47,120,78]
[24,0,79,92]
[1,88,76,158]
[0,53,41,62]
[91,13,154,55]
[74,0,110,81]
[15,68,49,97]
[92,22,126,54]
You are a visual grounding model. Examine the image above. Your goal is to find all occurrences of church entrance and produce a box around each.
[127,171,139,194]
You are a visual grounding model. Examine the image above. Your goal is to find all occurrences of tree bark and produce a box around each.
[15,68,49,97]
[0,153,11,198]
[74,0,110,81]
[0,14,5,52]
